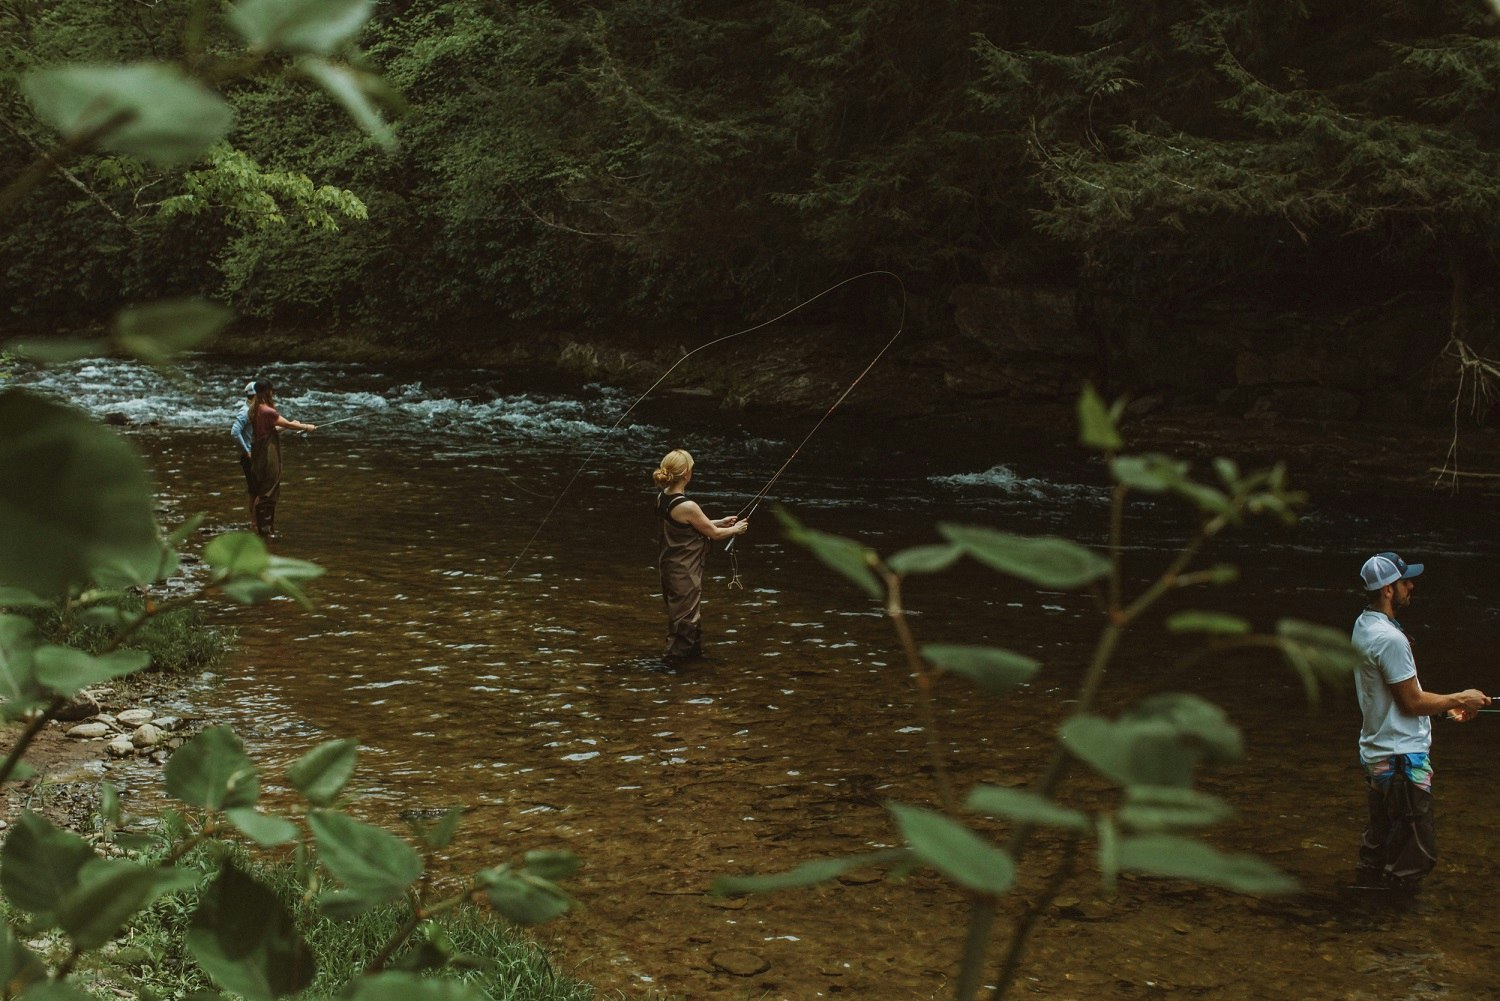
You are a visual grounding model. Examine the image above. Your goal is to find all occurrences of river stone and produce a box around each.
[66,723,110,739]
[106,737,135,757]
[131,724,164,748]
[117,709,155,726]
[152,716,180,731]
[710,950,770,977]
[56,692,101,722]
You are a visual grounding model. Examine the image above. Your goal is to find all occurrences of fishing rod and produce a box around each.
[727,274,907,537]
[291,412,374,432]
[504,270,906,576]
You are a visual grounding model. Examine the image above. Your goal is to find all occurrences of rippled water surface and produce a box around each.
[16,357,1500,1000]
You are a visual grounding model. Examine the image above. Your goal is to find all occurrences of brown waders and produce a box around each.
[248,430,283,538]
[658,492,708,661]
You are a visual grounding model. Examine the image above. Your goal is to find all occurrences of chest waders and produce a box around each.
[658,492,708,660]
[248,429,283,538]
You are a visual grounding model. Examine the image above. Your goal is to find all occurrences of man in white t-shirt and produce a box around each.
[1351,551,1490,890]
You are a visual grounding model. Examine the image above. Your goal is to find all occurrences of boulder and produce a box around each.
[117,709,155,727]
[66,723,110,740]
[55,693,101,723]
[130,724,164,748]
[106,737,135,758]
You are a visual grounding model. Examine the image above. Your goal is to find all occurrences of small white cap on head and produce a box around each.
[244,380,257,398]
[1360,552,1423,590]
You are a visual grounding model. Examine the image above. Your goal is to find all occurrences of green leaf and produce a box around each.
[164,727,259,811]
[229,0,373,53]
[266,555,325,582]
[100,782,122,828]
[389,930,456,974]
[1276,619,1361,674]
[187,863,316,1001]
[226,808,301,847]
[1126,694,1243,764]
[287,738,358,807]
[712,849,908,896]
[1077,384,1123,451]
[886,544,962,576]
[1109,454,1188,493]
[408,807,463,849]
[521,850,579,882]
[0,924,45,995]
[1204,564,1240,585]
[1119,786,1234,832]
[0,391,161,596]
[55,859,194,949]
[964,785,1089,831]
[1275,618,1361,705]
[1167,475,1233,515]
[1165,611,1250,636]
[165,513,207,547]
[21,63,231,165]
[33,646,150,697]
[345,972,489,1001]
[921,644,1039,694]
[0,587,48,608]
[1059,699,1242,790]
[776,508,882,600]
[476,867,572,926]
[1117,834,1297,895]
[887,802,1014,896]
[0,812,94,917]
[115,301,232,364]
[298,58,396,149]
[1212,458,1241,488]
[0,614,45,721]
[938,524,1109,590]
[307,811,422,907]
[204,533,270,576]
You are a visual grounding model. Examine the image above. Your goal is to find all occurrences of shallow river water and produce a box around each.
[16,357,1500,1000]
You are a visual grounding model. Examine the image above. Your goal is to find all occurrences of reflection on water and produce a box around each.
[15,357,1500,1000]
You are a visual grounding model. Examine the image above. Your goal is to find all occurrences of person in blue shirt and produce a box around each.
[230,380,256,528]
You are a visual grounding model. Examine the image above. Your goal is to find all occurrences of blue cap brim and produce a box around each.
[1402,562,1424,580]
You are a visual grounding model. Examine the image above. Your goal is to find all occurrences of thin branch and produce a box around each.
[0,114,127,223]
[0,109,136,220]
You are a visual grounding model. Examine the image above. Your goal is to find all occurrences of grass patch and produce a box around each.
[14,849,605,1001]
[9,593,235,674]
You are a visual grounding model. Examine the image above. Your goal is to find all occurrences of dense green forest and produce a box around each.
[4,0,1500,351]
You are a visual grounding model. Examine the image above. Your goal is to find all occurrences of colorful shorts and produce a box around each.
[1363,752,1433,793]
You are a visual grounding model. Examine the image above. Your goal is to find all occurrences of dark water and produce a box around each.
[16,358,1500,1000]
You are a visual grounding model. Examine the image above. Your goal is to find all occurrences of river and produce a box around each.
[14,356,1500,1000]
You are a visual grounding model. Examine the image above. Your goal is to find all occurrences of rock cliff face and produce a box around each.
[941,282,1462,421]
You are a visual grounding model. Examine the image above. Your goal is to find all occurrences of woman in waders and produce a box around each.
[247,379,316,538]
[653,449,748,663]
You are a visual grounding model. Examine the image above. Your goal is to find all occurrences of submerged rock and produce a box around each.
[711,950,770,977]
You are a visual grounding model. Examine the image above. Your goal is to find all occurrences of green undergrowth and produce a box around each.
[8,848,602,1001]
[13,594,235,674]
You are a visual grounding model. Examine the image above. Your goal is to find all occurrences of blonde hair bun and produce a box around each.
[653,448,694,487]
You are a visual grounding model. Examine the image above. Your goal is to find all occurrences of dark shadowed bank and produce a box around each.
[206,312,1500,503]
